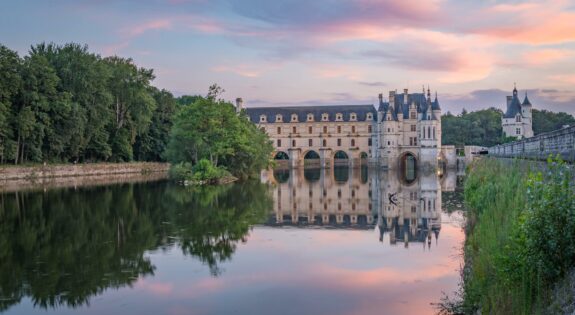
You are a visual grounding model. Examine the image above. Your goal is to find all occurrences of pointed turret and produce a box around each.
[522,92,532,106]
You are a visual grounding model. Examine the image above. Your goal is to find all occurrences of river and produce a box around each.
[0,166,465,315]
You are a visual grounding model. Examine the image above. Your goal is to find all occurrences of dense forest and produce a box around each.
[0,42,178,164]
[0,42,273,180]
[441,108,575,147]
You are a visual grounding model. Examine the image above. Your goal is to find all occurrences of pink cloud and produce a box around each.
[523,49,571,66]
[125,19,172,37]
[475,0,575,44]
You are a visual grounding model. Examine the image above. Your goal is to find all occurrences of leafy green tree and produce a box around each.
[532,109,575,135]
[104,56,156,162]
[134,88,176,161]
[442,108,504,147]
[165,86,273,179]
[0,45,21,163]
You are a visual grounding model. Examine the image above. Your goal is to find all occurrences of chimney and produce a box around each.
[378,93,383,104]
[403,88,408,104]
[506,96,512,109]
[235,97,243,113]
[389,91,395,109]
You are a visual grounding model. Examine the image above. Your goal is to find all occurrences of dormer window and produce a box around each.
[307,113,314,121]
[260,115,267,123]
[276,114,283,122]
[335,113,343,121]
[366,113,373,121]
[516,115,521,122]
[350,113,357,121]
[291,114,298,122]
[322,113,329,121]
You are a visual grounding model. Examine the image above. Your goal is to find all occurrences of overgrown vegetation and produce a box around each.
[165,85,273,183]
[441,157,575,314]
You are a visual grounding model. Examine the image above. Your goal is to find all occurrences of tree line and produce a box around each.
[441,108,575,147]
[0,42,273,180]
[0,42,177,164]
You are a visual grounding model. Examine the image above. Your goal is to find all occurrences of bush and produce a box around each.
[191,159,230,182]
[168,162,193,181]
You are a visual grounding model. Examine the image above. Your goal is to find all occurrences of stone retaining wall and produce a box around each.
[489,126,575,162]
[0,162,169,181]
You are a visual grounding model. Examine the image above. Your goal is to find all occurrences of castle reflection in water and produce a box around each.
[262,165,460,248]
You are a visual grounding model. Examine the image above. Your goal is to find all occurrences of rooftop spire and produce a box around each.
[513,83,518,96]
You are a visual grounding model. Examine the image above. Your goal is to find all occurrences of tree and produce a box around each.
[532,109,575,135]
[165,85,273,180]
[0,45,21,163]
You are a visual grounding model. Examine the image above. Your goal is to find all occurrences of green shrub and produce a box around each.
[454,157,575,314]
[191,159,230,182]
[168,162,193,181]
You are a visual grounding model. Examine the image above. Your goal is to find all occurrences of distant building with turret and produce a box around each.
[502,85,533,139]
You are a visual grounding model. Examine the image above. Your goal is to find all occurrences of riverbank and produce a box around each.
[0,162,169,184]
[447,157,575,314]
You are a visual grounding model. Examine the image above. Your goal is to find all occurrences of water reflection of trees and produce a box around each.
[0,181,271,311]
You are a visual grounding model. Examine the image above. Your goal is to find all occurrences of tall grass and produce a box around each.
[449,157,575,314]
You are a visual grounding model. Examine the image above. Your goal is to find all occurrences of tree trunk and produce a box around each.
[15,133,20,165]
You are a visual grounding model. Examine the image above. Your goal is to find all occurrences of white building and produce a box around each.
[502,86,533,139]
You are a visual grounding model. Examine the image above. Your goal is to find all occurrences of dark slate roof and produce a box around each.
[504,94,522,118]
[246,104,377,123]
[432,94,441,110]
[378,92,440,121]
[522,93,532,106]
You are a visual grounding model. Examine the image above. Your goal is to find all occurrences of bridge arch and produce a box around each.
[274,151,290,160]
[303,150,321,167]
[399,151,417,185]
[333,150,350,166]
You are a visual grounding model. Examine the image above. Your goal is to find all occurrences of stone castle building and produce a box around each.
[502,85,533,139]
[244,87,443,169]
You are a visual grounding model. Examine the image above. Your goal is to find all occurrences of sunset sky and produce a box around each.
[2,0,574,114]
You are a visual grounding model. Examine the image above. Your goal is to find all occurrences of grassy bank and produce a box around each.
[444,157,575,314]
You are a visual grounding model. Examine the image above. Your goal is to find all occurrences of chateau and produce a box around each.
[502,85,533,139]
[245,87,444,169]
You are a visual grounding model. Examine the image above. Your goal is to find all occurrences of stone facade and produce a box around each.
[502,86,533,139]
[245,87,443,169]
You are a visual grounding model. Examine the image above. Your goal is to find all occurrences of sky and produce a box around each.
[1,0,575,114]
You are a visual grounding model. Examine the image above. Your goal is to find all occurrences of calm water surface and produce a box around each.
[0,167,465,315]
